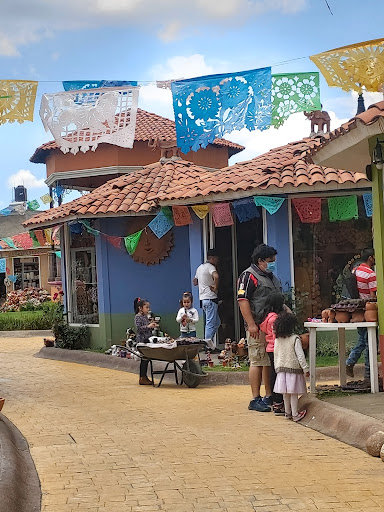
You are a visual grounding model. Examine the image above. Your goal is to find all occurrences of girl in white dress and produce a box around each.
[273,312,309,422]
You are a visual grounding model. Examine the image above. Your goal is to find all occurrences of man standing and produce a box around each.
[193,249,220,349]
[237,244,282,413]
[346,248,376,383]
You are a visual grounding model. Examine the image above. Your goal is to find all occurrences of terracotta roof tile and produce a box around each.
[30,108,245,163]
[24,137,370,228]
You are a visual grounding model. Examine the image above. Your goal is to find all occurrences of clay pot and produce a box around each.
[365,309,378,322]
[321,309,330,323]
[366,302,378,311]
[43,338,55,347]
[328,310,336,323]
[351,309,365,323]
[300,333,309,350]
[335,311,351,323]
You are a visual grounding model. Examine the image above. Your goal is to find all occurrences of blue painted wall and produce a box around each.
[98,218,192,317]
[266,200,291,292]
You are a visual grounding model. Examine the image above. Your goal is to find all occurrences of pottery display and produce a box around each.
[365,303,378,322]
[351,309,365,323]
[335,311,351,323]
[321,309,330,322]
[328,310,336,323]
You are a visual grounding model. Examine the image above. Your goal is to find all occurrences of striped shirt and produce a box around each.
[355,263,377,300]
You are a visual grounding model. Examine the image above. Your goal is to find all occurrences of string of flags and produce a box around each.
[69,192,373,258]
[0,226,61,251]
[0,185,70,217]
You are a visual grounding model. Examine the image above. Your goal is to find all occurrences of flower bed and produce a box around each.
[1,288,51,312]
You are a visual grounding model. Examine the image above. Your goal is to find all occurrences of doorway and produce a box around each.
[213,214,264,345]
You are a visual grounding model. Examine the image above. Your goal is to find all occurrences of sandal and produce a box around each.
[292,409,307,422]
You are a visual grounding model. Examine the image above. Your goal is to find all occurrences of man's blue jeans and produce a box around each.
[346,327,370,378]
[202,299,220,346]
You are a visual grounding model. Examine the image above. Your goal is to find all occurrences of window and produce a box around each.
[13,257,40,290]
[69,229,99,324]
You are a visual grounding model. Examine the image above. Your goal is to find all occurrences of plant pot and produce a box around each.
[328,310,336,323]
[351,309,365,323]
[43,338,55,347]
[366,302,377,311]
[335,311,351,323]
[300,333,309,350]
[365,309,378,322]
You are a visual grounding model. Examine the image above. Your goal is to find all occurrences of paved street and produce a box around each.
[1,336,384,512]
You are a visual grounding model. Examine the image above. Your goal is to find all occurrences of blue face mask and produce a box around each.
[266,261,276,273]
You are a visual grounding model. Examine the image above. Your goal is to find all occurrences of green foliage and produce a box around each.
[316,334,356,357]
[55,324,90,350]
[0,311,52,330]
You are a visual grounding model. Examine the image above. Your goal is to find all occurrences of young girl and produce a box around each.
[273,312,309,422]
[176,292,199,337]
[256,292,286,416]
[134,297,158,386]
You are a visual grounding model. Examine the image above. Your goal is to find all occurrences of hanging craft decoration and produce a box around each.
[191,205,209,219]
[328,195,358,222]
[292,198,322,223]
[0,208,12,216]
[79,220,100,236]
[27,199,40,211]
[271,72,321,127]
[124,230,143,255]
[13,233,33,250]
[1,237,15,248]
[63,80,138,91]
[0,80,38,125]
[232,197,260,223]
[69,222,83,234]
[0,258,6,273]
[40,193,53,205]
[52,186,65,202]
[211,203,234,227]
[8,275,17,283]
[148,208,174,238]
[310,38,384,93]
[14,204,27,215]
[172,205,192,226]
[33,230,46,246]
[103,234,122,249]
[29,231,41,248]
[171,67,271,153]
[363,193,373,218]
[55,251,62,258]
[254,196,285,215]
[40,85,140,155]
[44,228,53,245]
[52,225,61,242]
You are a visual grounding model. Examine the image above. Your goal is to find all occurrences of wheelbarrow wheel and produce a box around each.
[182,360,203,388]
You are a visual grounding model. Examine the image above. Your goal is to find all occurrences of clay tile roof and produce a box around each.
[30,108,245,163]
[306,101,384,159]
[24,137,370,229]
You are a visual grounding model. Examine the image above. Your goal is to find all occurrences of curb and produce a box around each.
[0,414,41,512]
[0,330,52,338]
[299,394,384,452]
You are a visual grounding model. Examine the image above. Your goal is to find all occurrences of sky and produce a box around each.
[0,0,383,211]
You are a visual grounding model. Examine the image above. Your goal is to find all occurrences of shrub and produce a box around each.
[55,324,90,350]
[0,311,52,330]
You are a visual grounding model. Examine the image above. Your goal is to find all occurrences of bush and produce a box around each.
[316,332,356,357]
[0,311,52,330]
[55,324,90,350]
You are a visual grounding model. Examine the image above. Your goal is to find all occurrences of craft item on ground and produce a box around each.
[40,85,140,154]
[191,205,209,219]
[328,195,358,222]
[172,205,192,226]
[0,80,38,124]
[254,196,285,215]
[171,67,271,153]
[310,38,384,93]
[211,202,233,227]
[292,197,322,223]
[232,197,260,223]
[271,72,321,127]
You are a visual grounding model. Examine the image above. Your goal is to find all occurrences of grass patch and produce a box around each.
[315,355,339,367]
[0,310,52,330]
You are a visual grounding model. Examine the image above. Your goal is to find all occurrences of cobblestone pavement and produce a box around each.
[1,336,384,512]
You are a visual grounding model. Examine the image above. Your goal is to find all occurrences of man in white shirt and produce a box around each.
[193,249,220,349]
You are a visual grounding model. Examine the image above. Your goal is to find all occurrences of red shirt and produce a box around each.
[355,263,377,300]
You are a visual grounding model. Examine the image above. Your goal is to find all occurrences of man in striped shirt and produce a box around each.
[346,248,376,381]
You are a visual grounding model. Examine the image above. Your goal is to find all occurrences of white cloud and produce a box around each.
[0,0,308,55]
[7,170,45,189]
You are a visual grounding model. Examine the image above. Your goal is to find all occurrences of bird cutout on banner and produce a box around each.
[271,72,321,127]
[191,205,209,219]
[0,80,38,124]
[310,38,384,93]
[40,85,140,155]
[171,67,271,153]
[40,193,53,205]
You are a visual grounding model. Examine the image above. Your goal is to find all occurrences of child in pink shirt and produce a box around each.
[257,292,285,416]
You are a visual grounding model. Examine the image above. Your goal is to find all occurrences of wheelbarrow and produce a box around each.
[121,341,207,388]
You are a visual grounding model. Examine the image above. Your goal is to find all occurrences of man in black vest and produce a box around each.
[237,244,282,412]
